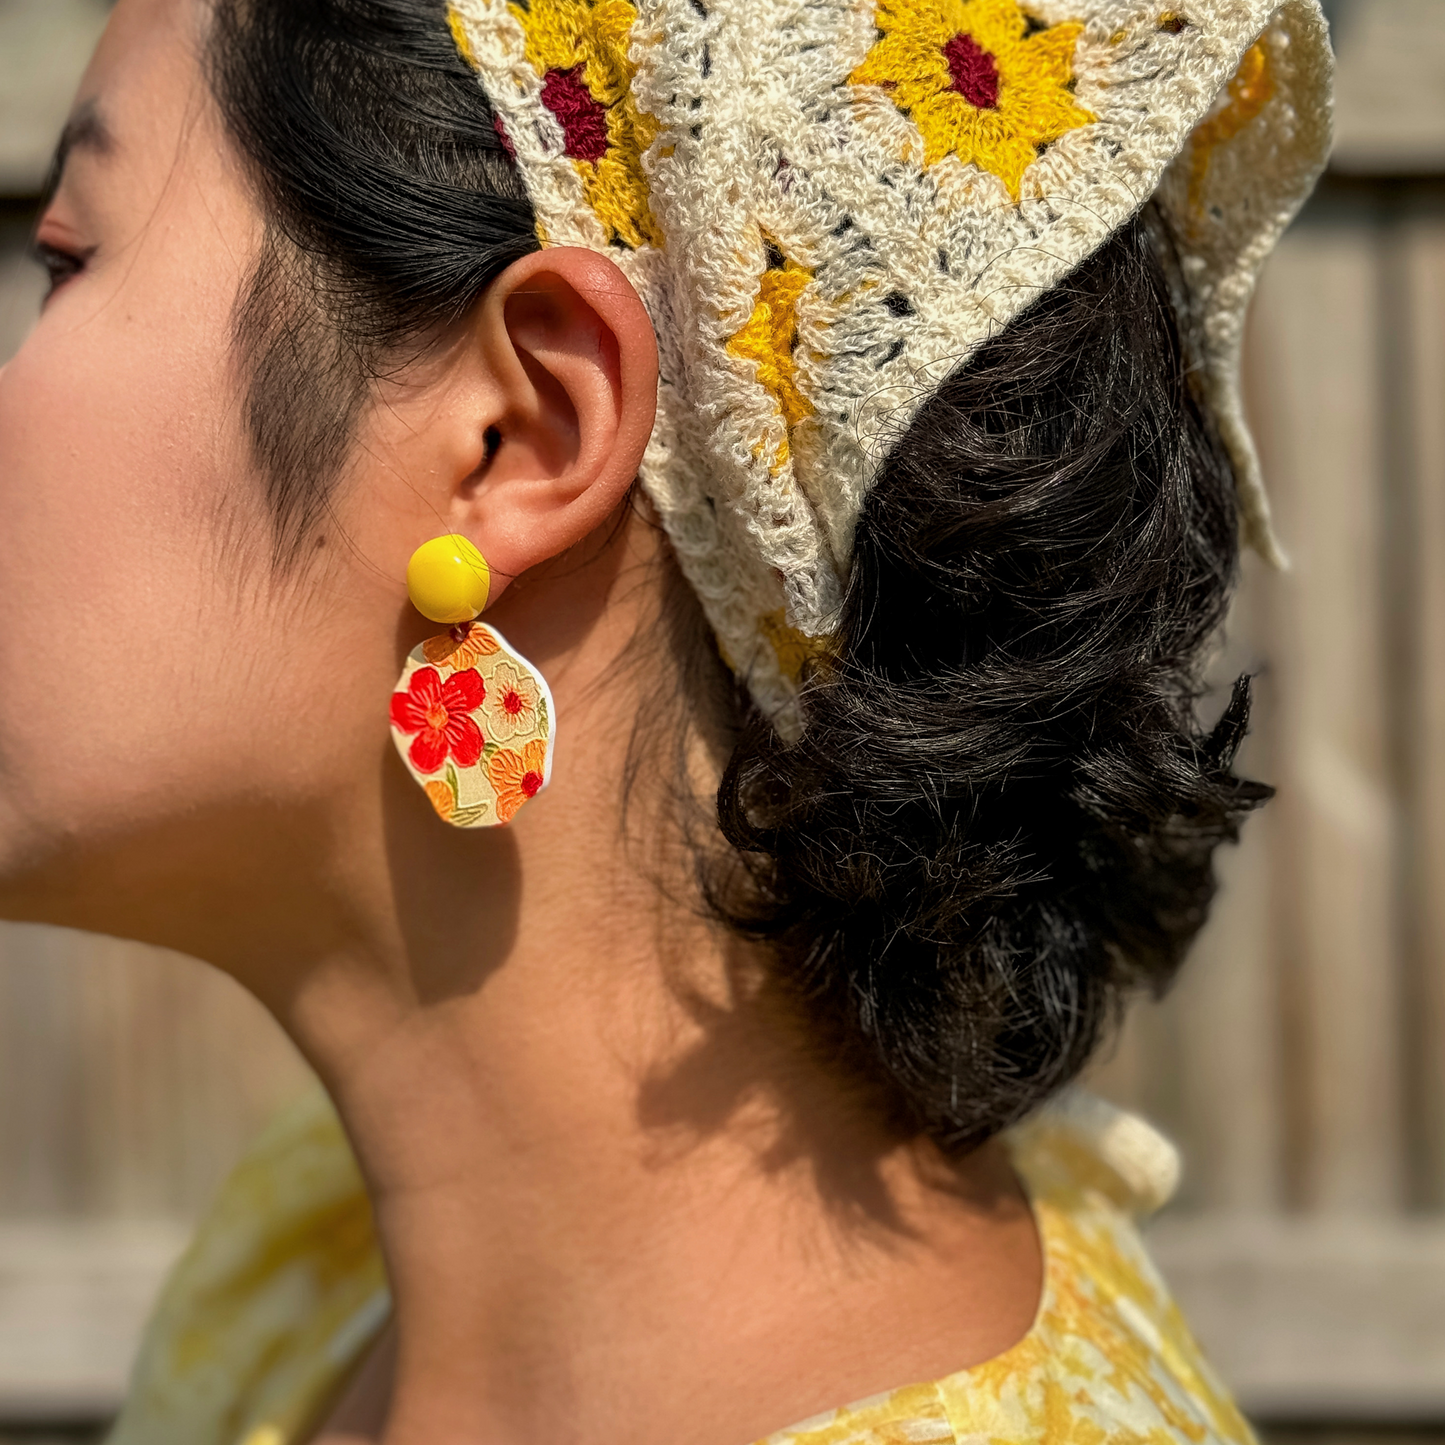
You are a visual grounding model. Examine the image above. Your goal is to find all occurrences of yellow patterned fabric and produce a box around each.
[105,1087,1253,1445]
[105,1089,389,1445]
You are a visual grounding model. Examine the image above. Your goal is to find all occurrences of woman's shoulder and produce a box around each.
[107,1086,1254,1445]
[964,1092,1254,1445]
[759,1091,1254,1445]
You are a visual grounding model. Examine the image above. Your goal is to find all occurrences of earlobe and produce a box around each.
[463,248,658,604]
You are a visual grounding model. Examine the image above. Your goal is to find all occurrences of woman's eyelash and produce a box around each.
[31,241,90,298]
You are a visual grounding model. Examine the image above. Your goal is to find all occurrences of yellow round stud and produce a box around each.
[406,535,491,624]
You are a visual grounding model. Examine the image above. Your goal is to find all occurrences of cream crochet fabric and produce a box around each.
[448,0,1332,733]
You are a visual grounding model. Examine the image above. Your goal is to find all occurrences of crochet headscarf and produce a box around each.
[446,0,1333,733]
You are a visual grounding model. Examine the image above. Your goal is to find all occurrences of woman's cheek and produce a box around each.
[0,242,265,834]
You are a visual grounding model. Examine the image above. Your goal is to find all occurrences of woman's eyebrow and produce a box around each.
[40,99,116,205]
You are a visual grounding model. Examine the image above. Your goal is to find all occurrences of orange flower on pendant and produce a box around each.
[422,621,501,671]
[850,0,1095,200]
[425,780,458,822]
[390,667,486,775]
[487,739,550,824]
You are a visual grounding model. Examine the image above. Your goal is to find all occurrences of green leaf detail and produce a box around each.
[537,697,550,737]
[451,803,490,827]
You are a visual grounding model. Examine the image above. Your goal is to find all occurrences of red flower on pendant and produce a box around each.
[390,667,486,775]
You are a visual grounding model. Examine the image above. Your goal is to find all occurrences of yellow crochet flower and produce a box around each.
[850,0,1096,201]
[727,240,815,472]
[757,609,833,683]
[510,0,662,248]
[1187,39,1274,213]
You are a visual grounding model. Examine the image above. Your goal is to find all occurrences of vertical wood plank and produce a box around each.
[0,929,84,1214]
[0,0,111,194]
[1247,194,1406,1212]
[0,925,312,1221]
[1170,736,1287,1209]
[1397,186,1445,1206]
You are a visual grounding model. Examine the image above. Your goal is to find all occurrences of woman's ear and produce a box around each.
[448,247,658,602]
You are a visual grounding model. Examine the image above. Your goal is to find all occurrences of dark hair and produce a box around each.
[714,218,1268,1151]
[209,0,1269,1153]
[210,0,536,561]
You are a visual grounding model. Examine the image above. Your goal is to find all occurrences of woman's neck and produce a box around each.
[281,803,1041,1445]
[237,522,1042,1445]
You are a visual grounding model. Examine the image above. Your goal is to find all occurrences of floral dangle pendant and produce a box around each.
[389,621,555,828]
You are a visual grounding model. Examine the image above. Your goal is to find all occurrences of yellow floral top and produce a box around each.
[104,1087,1253,1445]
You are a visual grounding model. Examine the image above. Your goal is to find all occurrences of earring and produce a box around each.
[389,535,556,828]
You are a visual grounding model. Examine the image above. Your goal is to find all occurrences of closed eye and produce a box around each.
[30,240,92,301]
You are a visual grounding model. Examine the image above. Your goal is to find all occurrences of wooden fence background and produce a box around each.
[1098,172,1445,1216]
[2,0,1445,1423]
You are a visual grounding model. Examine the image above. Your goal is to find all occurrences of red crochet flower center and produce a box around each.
[492,114,516,160]
[541,65,610,163]
[522,770,545,799]
[503,688,525,717]
[943,32,1000,109]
